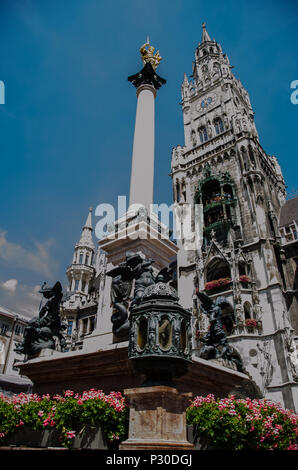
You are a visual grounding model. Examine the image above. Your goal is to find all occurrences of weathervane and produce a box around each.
[140,36,162,70]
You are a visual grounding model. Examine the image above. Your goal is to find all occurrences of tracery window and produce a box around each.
[198,126,208,143]
[214,117,224,135]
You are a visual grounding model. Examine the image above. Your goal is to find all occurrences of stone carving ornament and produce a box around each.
[196,290,244,372]
[107,252,175,338]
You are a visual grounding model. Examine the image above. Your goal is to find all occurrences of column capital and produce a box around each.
[136,84,157,98]
[128,62,166,92]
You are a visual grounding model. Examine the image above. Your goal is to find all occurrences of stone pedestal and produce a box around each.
[98,215,178,271]
[119,386,194,450]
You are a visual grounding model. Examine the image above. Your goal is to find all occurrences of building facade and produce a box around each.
[171,24,298,410]
[0,306,32,395]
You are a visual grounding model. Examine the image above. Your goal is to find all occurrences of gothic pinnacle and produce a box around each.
[201,22,211,43]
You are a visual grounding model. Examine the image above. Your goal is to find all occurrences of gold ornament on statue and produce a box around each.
[140,37,162,70]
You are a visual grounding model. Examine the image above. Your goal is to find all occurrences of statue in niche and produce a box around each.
[196,290,245,372]
[15,282,67,357]
[207,121,213,138]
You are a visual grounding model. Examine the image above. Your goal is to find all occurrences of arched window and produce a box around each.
[206,257,231,283]
[198,126,208,143]
[214,117,224,135]
[67,321,73,336]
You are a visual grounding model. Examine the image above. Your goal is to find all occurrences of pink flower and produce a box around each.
[38,410,44,417]
[288,443,298,450]
[66,431,76,439]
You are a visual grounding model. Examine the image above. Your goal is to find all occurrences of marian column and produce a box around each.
[99,41,177,271]
[95,42,178,347]
[127,41,166,215]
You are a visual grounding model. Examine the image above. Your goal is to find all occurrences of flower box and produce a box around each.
[245,319,258,329]
[205,278,231,292]
[187,425,226,450]
[240,275,250,287]
[2,425,110,450]
[3,425,46,448]
[72,426,110,450]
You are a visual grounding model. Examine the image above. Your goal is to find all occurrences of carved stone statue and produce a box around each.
[196,290,245,372]
[106,252,136,338]
[15,281,67,357]
[131,256,156,306]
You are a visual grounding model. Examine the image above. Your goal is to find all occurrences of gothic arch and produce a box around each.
[198,126,208,143]
[214,116,224,135]
[205,256,231,282]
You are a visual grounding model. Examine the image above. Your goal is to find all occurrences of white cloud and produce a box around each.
[0,231,58,278]
[2,279,18,295]
[0,281,42,319]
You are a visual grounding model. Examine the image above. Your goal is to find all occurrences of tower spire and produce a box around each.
[66,208,95,294]
[201,22,211,43]
[83,207,93,230]
[78,207,94,249]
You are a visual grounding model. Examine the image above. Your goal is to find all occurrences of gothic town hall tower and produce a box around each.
[171,24,298,410]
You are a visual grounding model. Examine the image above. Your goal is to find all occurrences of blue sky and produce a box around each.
[0,0,297,316]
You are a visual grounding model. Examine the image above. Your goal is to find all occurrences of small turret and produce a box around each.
[66,208,95,294]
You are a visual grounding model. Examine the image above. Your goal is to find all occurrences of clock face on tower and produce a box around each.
[197,93,217,112]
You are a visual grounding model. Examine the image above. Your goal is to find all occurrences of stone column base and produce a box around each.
[119,386,194,451]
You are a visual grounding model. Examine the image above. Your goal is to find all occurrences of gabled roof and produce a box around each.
[203,240,229,270]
